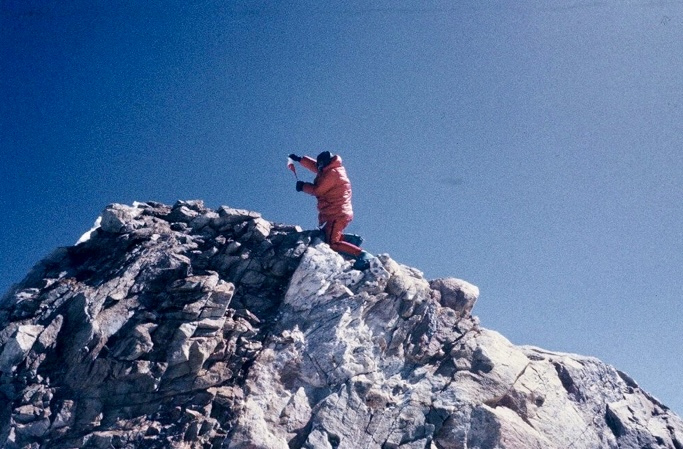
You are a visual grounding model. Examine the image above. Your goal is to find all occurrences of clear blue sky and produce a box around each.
[2,1,682,414]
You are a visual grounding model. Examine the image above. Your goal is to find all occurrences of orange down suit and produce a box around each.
[300,155,363,257]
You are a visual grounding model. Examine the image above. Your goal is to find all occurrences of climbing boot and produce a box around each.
[353,251,373,270]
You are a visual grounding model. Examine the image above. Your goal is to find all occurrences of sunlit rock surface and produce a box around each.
[1,201,681,449]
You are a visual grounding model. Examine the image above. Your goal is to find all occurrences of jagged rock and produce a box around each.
[100,203,144,233]
[429,277,479,318]
[0,324,43,373]
[0,200,681,449]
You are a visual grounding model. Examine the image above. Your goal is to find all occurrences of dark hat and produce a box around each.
[316,151,333,170]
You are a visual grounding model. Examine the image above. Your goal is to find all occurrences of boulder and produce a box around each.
[430,277,479,317]
[0,324,43,373]
[100,203,143,233]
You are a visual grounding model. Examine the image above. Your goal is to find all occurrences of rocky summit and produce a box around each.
[1,201,682,449]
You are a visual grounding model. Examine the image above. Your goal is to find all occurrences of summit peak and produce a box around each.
[0,200,680,449]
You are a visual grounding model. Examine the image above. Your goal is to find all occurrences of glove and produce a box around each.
[296,181,305,192]
[289,154,302,162]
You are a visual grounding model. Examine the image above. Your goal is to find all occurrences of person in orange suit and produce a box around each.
[289,151,372,269]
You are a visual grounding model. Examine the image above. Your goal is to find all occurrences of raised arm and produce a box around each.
[299,156,318,174]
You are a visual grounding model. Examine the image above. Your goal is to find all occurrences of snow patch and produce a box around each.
[76,216,102,245]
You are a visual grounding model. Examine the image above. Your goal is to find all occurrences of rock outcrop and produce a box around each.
[1,200,681,449]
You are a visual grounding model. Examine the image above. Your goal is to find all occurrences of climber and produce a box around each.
[289,151,373,270]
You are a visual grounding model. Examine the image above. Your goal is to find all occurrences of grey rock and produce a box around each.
[110,323,156,361]
[0,200,680,449]
[167,205,199,224]
[0,324,43,373]
[429,277,479,317]
[100,203,143,233]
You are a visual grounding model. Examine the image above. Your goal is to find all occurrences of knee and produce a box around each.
[328,232,343,244]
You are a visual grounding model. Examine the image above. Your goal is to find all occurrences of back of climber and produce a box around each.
[289,151,372,270]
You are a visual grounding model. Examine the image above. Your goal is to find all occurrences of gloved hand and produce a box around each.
[288,154,302,162]
[296,181,305,192]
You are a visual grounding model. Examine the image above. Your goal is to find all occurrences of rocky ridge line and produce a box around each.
[0,200,681,449]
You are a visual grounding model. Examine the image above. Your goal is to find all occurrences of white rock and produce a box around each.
[0,325,44,372]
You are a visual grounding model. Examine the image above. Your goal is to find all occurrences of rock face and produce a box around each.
[1,201,681,449]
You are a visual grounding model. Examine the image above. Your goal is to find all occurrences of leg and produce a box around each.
[324,218,362,257]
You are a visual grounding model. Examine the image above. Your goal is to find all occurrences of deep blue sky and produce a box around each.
[2,1,682,414]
